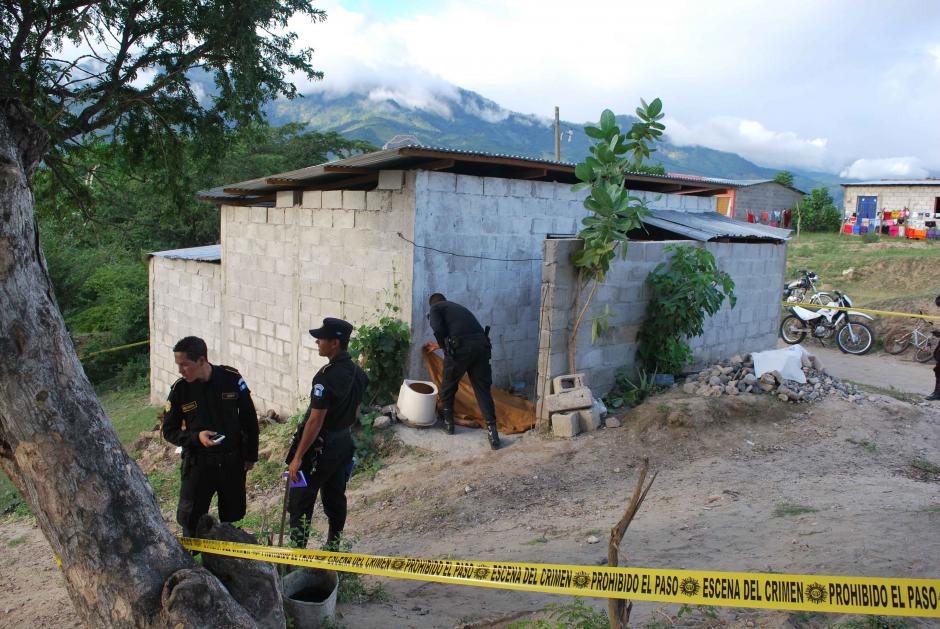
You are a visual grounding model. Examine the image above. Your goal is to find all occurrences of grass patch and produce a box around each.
[787,233,940,305]
[582,528,603,537]
[773,502,818,517]
[833,616,911,628]
[919,504,940,513]
[847,381,921,405]
[911,458,940,474]
[147,468,182,510]
[524,535,548,545]
[6,534,27,548]
[845,438,876,452]
[99,383,163,447]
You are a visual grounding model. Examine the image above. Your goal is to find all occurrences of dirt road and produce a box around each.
[781,340,934,397]
[3,387,939,628]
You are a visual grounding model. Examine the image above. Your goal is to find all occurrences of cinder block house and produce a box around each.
[842,179,940,226]
[149,146,787,414]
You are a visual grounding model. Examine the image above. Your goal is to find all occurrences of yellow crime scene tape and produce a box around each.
[80,339,149,358]
[179,538,940,618]
[780,302,940,321]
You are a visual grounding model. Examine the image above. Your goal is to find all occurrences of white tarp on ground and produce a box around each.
[751,345,811,384]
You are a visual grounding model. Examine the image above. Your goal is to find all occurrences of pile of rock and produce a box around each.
[681,352,860,403]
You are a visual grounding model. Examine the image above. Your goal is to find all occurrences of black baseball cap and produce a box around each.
[309,317,354,342]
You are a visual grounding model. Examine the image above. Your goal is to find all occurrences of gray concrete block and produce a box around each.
[544,386,592,412]
[483,177,508,197]
[456,174,484,195]
[377,170,404,190]
[322,190,342,209]
[551,412,581,438]
[426,171,456,192]
[578,406,601,432]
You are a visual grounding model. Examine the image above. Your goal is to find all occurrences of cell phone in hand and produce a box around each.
[209,433,226,444]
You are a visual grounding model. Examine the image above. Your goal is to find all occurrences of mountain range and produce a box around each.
[264,86,847,200]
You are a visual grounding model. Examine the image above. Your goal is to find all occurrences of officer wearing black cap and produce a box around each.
[162,336,259,537]
[286,317,368,548]
[423,293,500,450]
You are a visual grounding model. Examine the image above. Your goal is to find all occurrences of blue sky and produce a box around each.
[285,0,940,176]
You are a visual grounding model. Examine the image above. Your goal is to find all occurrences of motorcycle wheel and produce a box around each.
[836,322,874,355]
[882,333,910,355]
[915,341,936,363]
[779,315,806,344]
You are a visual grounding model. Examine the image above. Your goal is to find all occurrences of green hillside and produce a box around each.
[264,87,846,200]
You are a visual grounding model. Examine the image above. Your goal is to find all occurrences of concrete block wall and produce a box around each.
[535,237,787,416]
[149,177,416,414]
[732,183,804,221]
[843,185,940,220]
[149,257,223,403]
[407,170,716,390]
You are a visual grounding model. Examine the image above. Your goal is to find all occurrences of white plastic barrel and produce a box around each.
[397,379,438,426]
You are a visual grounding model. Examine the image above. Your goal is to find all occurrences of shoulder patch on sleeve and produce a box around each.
[313,383,325,399]
[238,377,248,392]
[164,400,171,412]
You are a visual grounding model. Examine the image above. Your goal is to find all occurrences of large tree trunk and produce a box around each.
[0,99,259,626]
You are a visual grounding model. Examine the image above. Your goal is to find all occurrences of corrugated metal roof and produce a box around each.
[643,210,790,242]
[842,179,940,187]
[201,144,734,200]
[149,244,221,262]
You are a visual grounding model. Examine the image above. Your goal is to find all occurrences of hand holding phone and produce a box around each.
[209,433,226,444]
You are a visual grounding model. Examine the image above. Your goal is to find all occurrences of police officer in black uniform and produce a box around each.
[926,294,940,401]
[162,336,259,537]
[423,293,500,450]
[286,317,368,549]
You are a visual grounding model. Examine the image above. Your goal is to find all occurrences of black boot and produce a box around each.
[486,421,500,450]
[440,407,455,434]
[926,389,940,401]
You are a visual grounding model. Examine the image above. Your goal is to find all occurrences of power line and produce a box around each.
[396,232,541,262]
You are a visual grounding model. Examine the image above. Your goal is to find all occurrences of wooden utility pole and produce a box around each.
[554,106,561,161]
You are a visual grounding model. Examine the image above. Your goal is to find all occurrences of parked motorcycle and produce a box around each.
[783,269,832,305]
[779,290,875,355]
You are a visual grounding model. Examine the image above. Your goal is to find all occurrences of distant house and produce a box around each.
[842,179,940,226]
[663,175,804,225]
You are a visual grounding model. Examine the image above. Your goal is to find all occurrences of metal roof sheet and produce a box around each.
[149,244,221,262]
[643,209,790,242]
[842,179,940,187]
[202,144,734,200]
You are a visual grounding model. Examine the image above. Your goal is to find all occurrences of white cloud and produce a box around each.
[665,116,830,171]
[839,158,930,180]
[930,43,940,70]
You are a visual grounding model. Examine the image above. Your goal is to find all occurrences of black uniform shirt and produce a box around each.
[306,351,369,433]
[162,364,259,461]
[428,300,485,349]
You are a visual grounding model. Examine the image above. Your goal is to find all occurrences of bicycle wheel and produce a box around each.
[915,340,936,363]
[883,332,910,355]
[779,315,806,344]
[836,322,874,355]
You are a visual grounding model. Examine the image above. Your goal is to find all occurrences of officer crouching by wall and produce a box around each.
[286,317,368,549]
[162,336,259,537]
[422,293,501,450]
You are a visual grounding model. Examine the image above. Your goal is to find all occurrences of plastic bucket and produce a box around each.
[397,379,438,425]
[282,568,338,628]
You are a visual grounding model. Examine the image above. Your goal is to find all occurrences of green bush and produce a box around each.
[349,308,411,406]
[637,245,736,375]
[797,187,842,232]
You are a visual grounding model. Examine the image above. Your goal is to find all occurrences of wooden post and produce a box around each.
[554,106,561,161]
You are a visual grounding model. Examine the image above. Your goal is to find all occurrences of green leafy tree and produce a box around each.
[774,170,795,187]
[797,187,842,232]
[0,1,340,625]
[637,245,737,375]
[565,99,665,374]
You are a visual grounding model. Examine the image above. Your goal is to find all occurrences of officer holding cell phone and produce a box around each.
[286,317,368,549]
[162,336,259,537]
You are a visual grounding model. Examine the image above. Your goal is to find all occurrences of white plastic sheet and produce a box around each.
[751,345,810,384]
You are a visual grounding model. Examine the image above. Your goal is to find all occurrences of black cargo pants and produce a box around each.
[176,450,247,537]
[287,429,355,549]
[439,334,498,428]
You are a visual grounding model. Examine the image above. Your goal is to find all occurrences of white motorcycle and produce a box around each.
[779,290,875,355]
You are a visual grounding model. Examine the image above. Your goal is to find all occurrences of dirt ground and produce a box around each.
[3,378,939,628]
